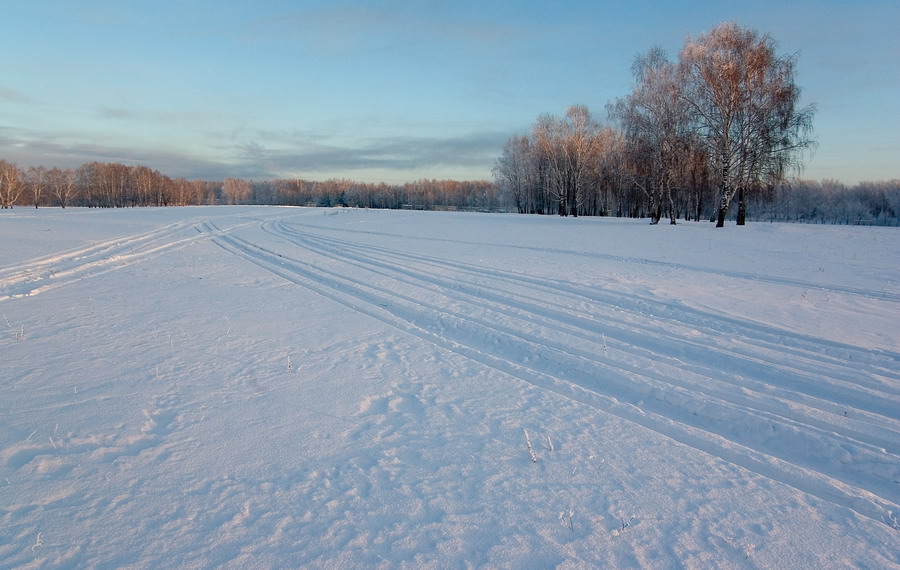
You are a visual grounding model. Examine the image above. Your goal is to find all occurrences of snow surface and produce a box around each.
[1,206,898,568]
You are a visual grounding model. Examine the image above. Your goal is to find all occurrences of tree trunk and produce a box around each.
[649,192,661,224]
[716,156,731,227]
[716,188,729,227]
[736,186,746,225]
[716,204,727,227]
[669,194,677,224]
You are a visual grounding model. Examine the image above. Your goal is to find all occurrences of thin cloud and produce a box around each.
[245,2,525,57]
[230,130,505,180]
[0,126,232,180]
[0,85,37,104]
[97,106,234,130]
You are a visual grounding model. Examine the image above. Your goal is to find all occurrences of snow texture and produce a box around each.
[1,206,898,568]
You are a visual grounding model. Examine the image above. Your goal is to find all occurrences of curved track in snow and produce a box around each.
[0,216,208,303]
[196,216,900,529]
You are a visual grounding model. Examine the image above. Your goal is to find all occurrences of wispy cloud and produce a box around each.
[228,129,505,180]
[0,126,233,179]
[96,106,235,130]
[244,1,525,58]
[0,85,37,105]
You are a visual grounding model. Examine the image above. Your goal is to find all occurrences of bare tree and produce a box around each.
[612,47,697,224]
[529,108,605,217]
[587,126,626,217]
[561,105,602,217]
[0,159,24,209]
[495,135,539,214]
[222,177,252,205]
[26,165,48,208]
[496,108,622,217]
[79,162,131,207]
[170,178,190,206]
[531,114,566,216]
[131,165,156,206]
[47,167,78,208]
[679,22,815,227]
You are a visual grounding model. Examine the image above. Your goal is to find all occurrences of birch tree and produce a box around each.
[27,166,48,208]
[495,135,541,214]
[0,159,24,209]
[47,167,78,208]
[562,105,602,217]
[612,47,695,224]
[222,177,252,205]
[679,22,815,226]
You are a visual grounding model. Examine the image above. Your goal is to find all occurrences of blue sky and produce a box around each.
[2,1,897,184]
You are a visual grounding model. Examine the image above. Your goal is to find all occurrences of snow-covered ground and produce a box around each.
[1,206,898,568]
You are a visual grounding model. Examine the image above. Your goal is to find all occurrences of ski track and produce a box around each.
[0,217,205,303]
[196,217,899,529]
[0,214,265,303]
[286,222,900,304]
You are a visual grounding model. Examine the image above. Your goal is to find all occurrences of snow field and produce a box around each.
[1,206,898,568]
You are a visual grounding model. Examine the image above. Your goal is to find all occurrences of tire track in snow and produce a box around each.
[205,219,900,528]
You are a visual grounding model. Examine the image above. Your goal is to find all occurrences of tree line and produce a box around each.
[745,179,900,225]
[0,158,501,211]
[2,154,895,225]
[0,159,218,209]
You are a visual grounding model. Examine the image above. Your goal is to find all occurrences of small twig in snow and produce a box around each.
[887,512,900,530]
[524,429,537,463]
[31,532,43,552]
[559,509,575,531]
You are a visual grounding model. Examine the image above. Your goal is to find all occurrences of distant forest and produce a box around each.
[1,22,898,226]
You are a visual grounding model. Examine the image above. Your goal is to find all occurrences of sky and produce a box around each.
[1,0,898,185]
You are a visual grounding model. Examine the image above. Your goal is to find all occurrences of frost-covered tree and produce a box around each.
[497,107,620,217]
[494,135,539,214]
[612,47,695,224]
[679,22,815,227]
